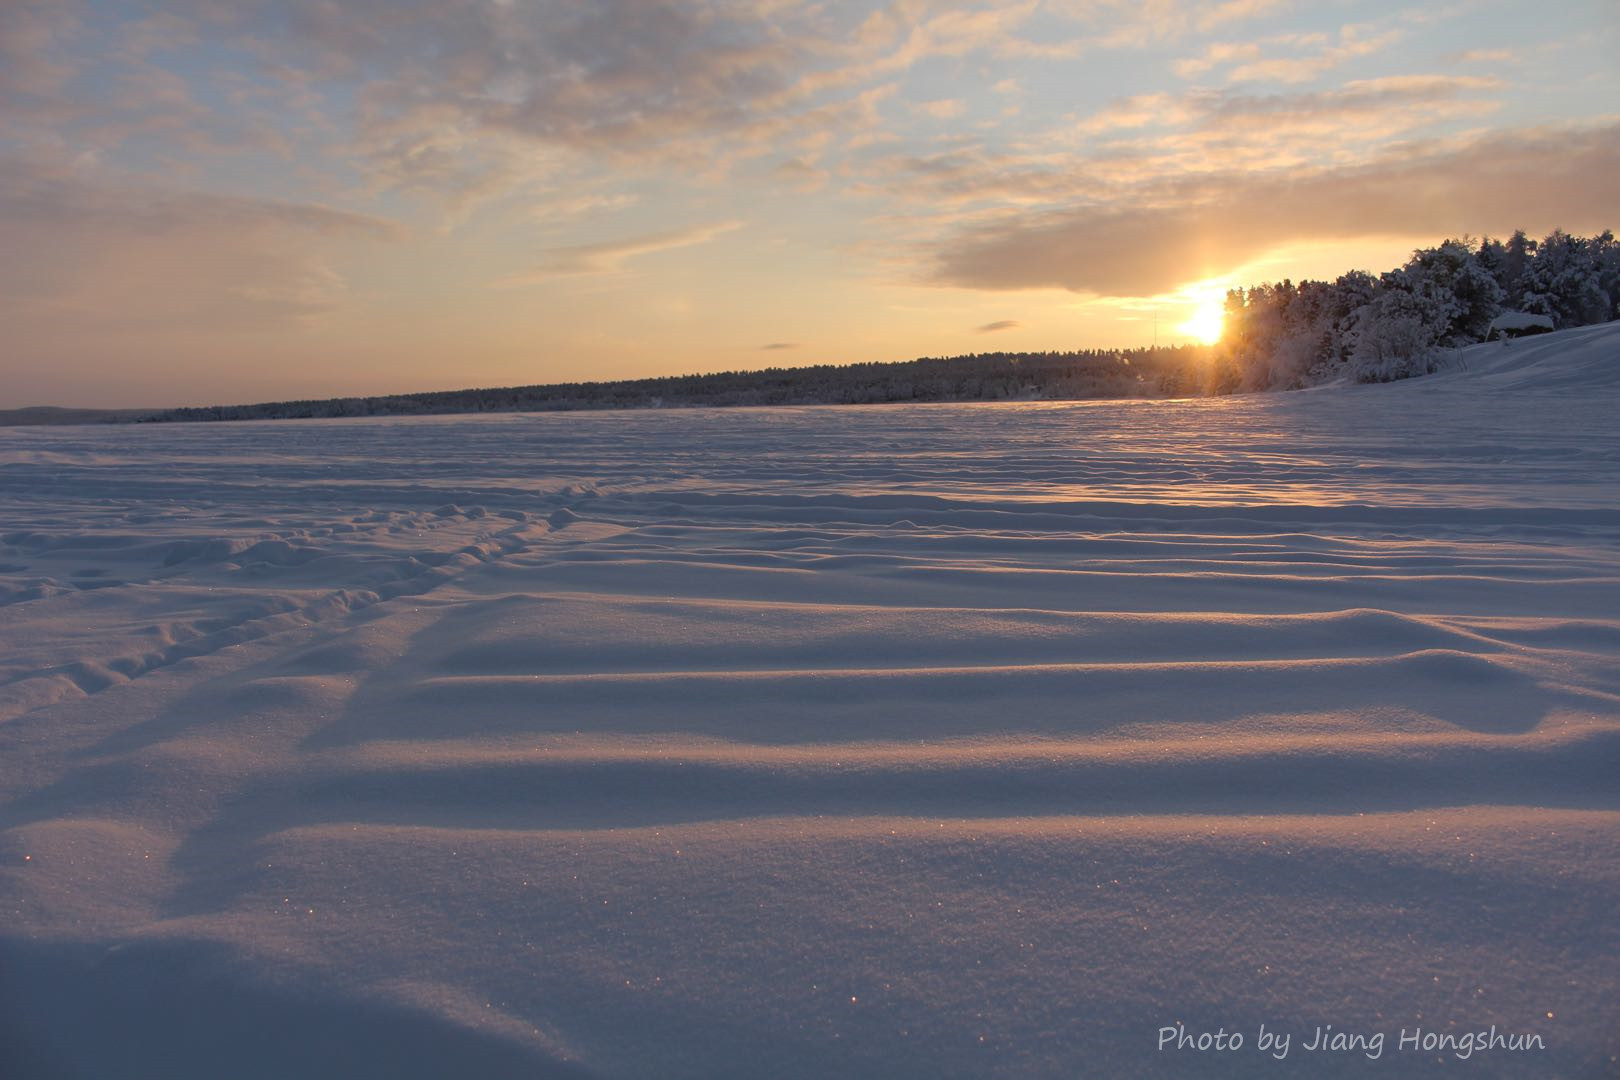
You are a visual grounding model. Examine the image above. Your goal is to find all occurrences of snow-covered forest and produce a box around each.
[140,346,1209,422]
[1216,229,1620,389]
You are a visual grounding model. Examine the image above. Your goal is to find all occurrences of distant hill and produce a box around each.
[0,406,156,427]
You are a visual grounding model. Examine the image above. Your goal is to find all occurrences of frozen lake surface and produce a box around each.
[3,324,1619,1077]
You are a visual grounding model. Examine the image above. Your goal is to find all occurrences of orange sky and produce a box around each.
[2,1,1617,407]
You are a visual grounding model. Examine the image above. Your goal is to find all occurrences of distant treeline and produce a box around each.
[1216,229,1619,390]
[141,346,1214,422]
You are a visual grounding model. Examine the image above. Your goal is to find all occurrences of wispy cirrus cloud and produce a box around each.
[1173,17,1407,84]
[1038,0,1292,50]
[1150,74,1502,140]
[862,74,1505,211]
[496,221,744,284]
[526,191,640,225]
[1075,92,1201,135]
[1172,41,1262,79]
[1227,26,1402,84]
[1453,48,1514,65]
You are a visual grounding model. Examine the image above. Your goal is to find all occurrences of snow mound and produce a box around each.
[1438,318,1620,391]
[1487,310,1555,335]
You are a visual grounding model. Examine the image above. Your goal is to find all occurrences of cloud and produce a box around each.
[273,2,1036,213]
[0,2,79,105]
[929,122,1620,296]
[913,99,966,120]
[862,75,1504,212]
[771,157,828,192]
[760,342,801,350]
[0,6,304,170]
[0,1,825,215]
[1173,41,1263,79]
[0,154,396,330]
[1195,0,1291,32]
[768,2,1044,108]
[1173,21,1403,85]
[1227,25,1401,84]
[213,0,805,147]
[0,0,1444,231]
[1191,74,1502,135]
[0,1,1059,235]
[1075,92,1198,134]
[975,319,1021,332]
[1453,48,1514,65]
[1040,0,1292,49]
[167,2,1030,169]
[527,191,639,224]
[497,220,743,283]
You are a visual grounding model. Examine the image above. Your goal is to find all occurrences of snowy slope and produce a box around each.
[1438,320,1620,392]
[2,322,1618,1078]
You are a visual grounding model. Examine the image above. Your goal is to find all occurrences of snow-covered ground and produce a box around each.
[3,323,1618,1078]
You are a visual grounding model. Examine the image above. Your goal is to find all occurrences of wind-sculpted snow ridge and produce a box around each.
[2,323,1618,1078]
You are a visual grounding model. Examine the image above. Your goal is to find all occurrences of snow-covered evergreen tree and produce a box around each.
[1345,288,1441,382]
[1401,239,1502,344]
[1520,230,1611,326]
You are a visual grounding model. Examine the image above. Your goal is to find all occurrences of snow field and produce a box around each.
[2,324,1619,1077]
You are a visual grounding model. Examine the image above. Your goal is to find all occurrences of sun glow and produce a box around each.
[1178,295,1225,345]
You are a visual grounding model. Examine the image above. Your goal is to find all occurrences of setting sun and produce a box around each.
[1178,295,1226,345]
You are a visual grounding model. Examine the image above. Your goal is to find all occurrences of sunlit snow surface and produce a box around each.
[3,325,1619,1078]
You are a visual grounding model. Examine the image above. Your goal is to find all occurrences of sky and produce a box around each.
[1,1,1617,408]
